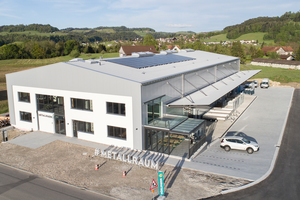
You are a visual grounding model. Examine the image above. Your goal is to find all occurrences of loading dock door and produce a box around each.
[38,111,55,133]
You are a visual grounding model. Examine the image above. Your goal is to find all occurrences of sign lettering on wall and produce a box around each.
[95,148,159,170]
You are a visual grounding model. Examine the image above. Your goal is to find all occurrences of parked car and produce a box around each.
[260,78,269,88]
[220,136,259,154]
[253,80,258,88]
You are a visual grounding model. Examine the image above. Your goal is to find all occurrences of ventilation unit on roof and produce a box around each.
[160,50,178,55]
[180,49,195,53]
[85,59,99,64]
[69,58,83,62]
[131,51,155,57]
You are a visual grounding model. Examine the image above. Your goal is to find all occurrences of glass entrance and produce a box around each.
[146,97,162,124]
[55,115,65,135]
[73,121,78,137]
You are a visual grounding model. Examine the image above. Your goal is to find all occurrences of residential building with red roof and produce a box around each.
[119,45,158,57]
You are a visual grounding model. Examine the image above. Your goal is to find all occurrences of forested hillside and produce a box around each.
[224,11,300,42]
[0,24,174,46]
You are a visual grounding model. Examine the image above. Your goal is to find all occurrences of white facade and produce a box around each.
[12,85,134,148]
[7,50,257,154]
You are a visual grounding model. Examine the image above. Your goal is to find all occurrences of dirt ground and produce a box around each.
[249,78,300,88]
[0,129,251,200]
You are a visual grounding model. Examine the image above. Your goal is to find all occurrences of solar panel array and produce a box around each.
[104,54,195,69]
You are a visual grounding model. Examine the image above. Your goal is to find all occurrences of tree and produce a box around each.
[32,44,45,59]
[55,41,64,56]
[249,45,257,59]
[143,34,156,46]
[295,46,300,61]
[69,49,80,57]
[267,51,279,59]
[256,48,264,58]
[231,41,246,63]
[64,40,79,55]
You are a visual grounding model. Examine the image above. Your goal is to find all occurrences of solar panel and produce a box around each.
[104,54,195,69]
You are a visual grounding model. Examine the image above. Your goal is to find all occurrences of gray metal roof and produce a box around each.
[65,50,239,84]
[168,70,260,106]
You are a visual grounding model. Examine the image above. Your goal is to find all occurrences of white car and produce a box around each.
[253,80,258,88]
[220,136,259,154]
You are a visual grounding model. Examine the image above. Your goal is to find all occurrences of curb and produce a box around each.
[0,162,120,200]
[220,88,295,195]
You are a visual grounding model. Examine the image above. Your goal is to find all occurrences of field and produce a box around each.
[203,32,274,44]
[70,29,116,34]
[133,31,154,37]
[0,52,119,114]
[241,64,300,83]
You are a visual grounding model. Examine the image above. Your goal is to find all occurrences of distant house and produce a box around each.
[261,46,294,56]
[166,45,180,51]
[119,45,158,57]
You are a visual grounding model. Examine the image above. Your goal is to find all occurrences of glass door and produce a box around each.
[73,120,78,137]
[55,115,65,135]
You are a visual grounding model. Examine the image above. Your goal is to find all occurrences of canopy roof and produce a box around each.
[168,70,260,106]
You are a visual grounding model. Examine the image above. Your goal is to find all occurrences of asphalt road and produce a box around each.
[0,164,117,200]
[204,89,300,200]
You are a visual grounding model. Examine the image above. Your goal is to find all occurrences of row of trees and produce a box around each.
[0,40,108,60]
[0,24,59,33]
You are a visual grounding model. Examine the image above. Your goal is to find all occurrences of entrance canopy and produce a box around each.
[168,70,260,106]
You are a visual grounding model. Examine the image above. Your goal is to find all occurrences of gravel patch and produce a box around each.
[0,129,251,199]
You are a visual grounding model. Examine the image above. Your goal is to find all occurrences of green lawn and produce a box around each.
[134,31,151,37]
[203,32,274,44]
[241,64,300,83]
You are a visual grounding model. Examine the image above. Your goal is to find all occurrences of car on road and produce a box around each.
[220,136,259,154]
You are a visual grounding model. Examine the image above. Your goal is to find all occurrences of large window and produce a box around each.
[36,94,64,115]
[74,120,94,134]
[107,126,126,140]
[106,102,125,115]
[18,92,30,103]
[20,111,32,122]
[71,98,93,111]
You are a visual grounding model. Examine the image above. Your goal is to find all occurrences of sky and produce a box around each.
[1,0,300,33]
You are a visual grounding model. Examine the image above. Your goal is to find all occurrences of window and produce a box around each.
[36,94,64,115]
[20,111,32,122]
[106,102,125,115]
[18,92,30,102]
[107,125,126,140]
[74,120,94,134]
[71,98,93,111]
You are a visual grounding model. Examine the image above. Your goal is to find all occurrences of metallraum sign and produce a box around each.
[95,148,159,170]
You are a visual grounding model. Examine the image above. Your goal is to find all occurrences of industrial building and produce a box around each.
[6,49,259,158]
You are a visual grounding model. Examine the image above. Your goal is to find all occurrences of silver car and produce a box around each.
[220,136,259,154]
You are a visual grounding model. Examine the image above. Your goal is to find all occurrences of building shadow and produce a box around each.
[164,153,187,189]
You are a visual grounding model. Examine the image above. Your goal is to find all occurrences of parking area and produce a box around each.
[193,87,294,180]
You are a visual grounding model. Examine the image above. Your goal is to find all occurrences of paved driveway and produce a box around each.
[194,87,294,180]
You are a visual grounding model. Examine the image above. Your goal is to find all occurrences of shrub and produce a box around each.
[69,49,80,58]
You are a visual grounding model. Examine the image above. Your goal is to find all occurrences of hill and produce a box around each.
[223,11,300,43]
